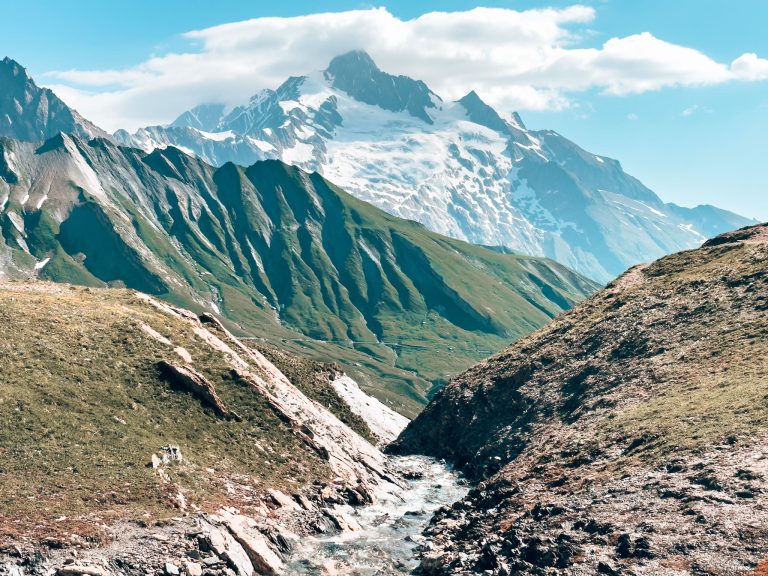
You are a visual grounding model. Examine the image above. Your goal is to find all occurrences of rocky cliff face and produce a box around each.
[0,57,109,142]
[0,280,409,575]
[115,51,755,283]
[0,133,596,415]
[391,224,768,575]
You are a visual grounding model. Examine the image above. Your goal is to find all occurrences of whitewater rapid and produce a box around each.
[284,455,468,575]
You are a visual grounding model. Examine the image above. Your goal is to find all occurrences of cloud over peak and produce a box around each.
[43,6,768,132]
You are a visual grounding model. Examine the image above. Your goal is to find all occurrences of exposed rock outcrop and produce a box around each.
[331,375,409,444]
[214,511,285,575]
[158,361,242,421]
[137,292,401,488]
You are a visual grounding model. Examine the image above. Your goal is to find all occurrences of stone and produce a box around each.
[292,493,313,510]
[267,489,300,511]
[174,347,193,363]
[216,512,283,575]
[158,361,241,421]
[323,510,357,532]
[164,563,180,576]
[419,554,446,573]
[199,519,254,576]
[150,446,183,469]
[319,486,341,504]
[597,561,620,576]
[57,565,111,576]
[184,562,202,576]
[5,565,26,576]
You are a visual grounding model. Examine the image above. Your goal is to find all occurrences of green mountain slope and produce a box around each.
[0,134,597,415]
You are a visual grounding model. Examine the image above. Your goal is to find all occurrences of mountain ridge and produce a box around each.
[0,131,596,415]
[114,50,756,282]
[0,56,109,142]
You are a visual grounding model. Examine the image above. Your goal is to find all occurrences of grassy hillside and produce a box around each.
[0,136,598,415]
[0,281,372,544]
[393,224,768,574]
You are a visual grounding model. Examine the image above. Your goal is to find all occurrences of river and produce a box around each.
[284,455,468,575]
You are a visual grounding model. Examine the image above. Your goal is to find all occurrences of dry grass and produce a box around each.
[604,334,768,464]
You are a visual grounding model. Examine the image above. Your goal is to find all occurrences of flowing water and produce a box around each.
[285,455,468,575]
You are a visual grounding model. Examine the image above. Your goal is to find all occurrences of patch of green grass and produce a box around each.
[603,335,768,463]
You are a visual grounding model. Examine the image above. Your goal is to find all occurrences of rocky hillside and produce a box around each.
[0,133,596,416]
[391,224,768,574]
[0,280,410,575]
[116,51,755,282]
[0,57,108,141]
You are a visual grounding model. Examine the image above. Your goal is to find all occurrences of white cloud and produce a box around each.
[524,33,732,94]
[681,104,713,117]
[682,105,698,117]
[730,53,768,81]
[627,113,639,121]
[40,6,768,132]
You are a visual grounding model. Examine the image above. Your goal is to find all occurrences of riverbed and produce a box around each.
[284,455,468,575]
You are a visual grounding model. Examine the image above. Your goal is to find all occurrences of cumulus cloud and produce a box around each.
[41,6,768,132]
[730,53,768,81]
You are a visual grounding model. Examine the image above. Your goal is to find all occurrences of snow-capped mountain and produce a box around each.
[115,51,755,282]
[0,57,109,142]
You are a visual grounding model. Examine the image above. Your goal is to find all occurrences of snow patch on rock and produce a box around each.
[332,375,409,444]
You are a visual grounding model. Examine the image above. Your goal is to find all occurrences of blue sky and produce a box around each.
[2,1,766,220]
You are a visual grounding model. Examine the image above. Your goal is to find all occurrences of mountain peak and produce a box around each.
[457,90,527,132]
[0,56,109,142]
[457,90,515,135]
[323,50,438,124]
[0,56,29,80]
[459,89,482,103]
[326,50,379,75]
[1,56,22,67]
[169,102,226,131]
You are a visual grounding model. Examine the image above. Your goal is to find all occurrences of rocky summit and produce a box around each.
[392,223,768,575]
[0,57,108,142]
